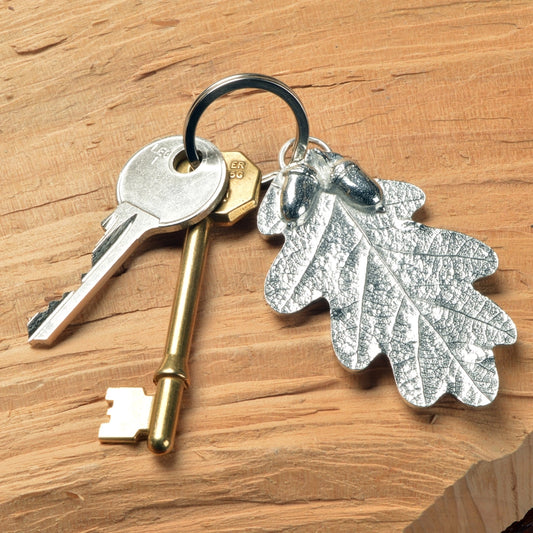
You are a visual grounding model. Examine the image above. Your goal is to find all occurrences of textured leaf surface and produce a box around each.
[258,167,517,407]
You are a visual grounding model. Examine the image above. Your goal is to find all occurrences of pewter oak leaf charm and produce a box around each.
[258,148,517,407]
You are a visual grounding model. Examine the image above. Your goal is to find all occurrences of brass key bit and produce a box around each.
[99,152,261,454]
[99,388,152,442]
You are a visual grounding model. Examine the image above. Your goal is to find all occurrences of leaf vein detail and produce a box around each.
[340,199,491,402]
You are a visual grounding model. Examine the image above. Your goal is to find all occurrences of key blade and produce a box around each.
[99,387,153,443]
[27,213,134,339]
[28,202,160,345]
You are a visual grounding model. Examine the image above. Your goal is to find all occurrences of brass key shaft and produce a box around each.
[148,217,212,454]
[147,152,261,455]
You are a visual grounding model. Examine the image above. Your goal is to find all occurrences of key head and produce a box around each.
[175,151,262,226]
[212,152,262,226]
[117,136,228,229]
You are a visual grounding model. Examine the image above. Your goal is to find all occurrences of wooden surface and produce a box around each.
[1,1,532,531]
[407,431,533,533]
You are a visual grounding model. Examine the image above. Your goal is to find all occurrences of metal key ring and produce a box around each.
[277,136,332,169]
[183,73,310,168]
[261,137,333,185]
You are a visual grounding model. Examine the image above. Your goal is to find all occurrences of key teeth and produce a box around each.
[27,201,158,345]
[27,292,71,337]
[101,211,115,231]
[92,215,136,267]
[98,387,153,443]
[28,211,138,341]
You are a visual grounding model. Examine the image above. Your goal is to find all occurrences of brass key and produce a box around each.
[99,152,261,454]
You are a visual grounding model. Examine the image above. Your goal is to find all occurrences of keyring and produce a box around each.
[183,73,310,168]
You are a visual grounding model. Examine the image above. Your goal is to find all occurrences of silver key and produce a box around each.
[28,136,228,345]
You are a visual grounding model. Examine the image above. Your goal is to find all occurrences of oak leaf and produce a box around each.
[257,150,516,407]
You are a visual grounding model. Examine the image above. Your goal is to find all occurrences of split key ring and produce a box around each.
[182,73,310,169]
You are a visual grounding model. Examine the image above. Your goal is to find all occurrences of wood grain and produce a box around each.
[1,1,532,531]
[407,432,533,533]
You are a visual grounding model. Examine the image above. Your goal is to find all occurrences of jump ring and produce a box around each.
[277,136,332,169]
[260,137,332,185]
[183,73,310,168]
